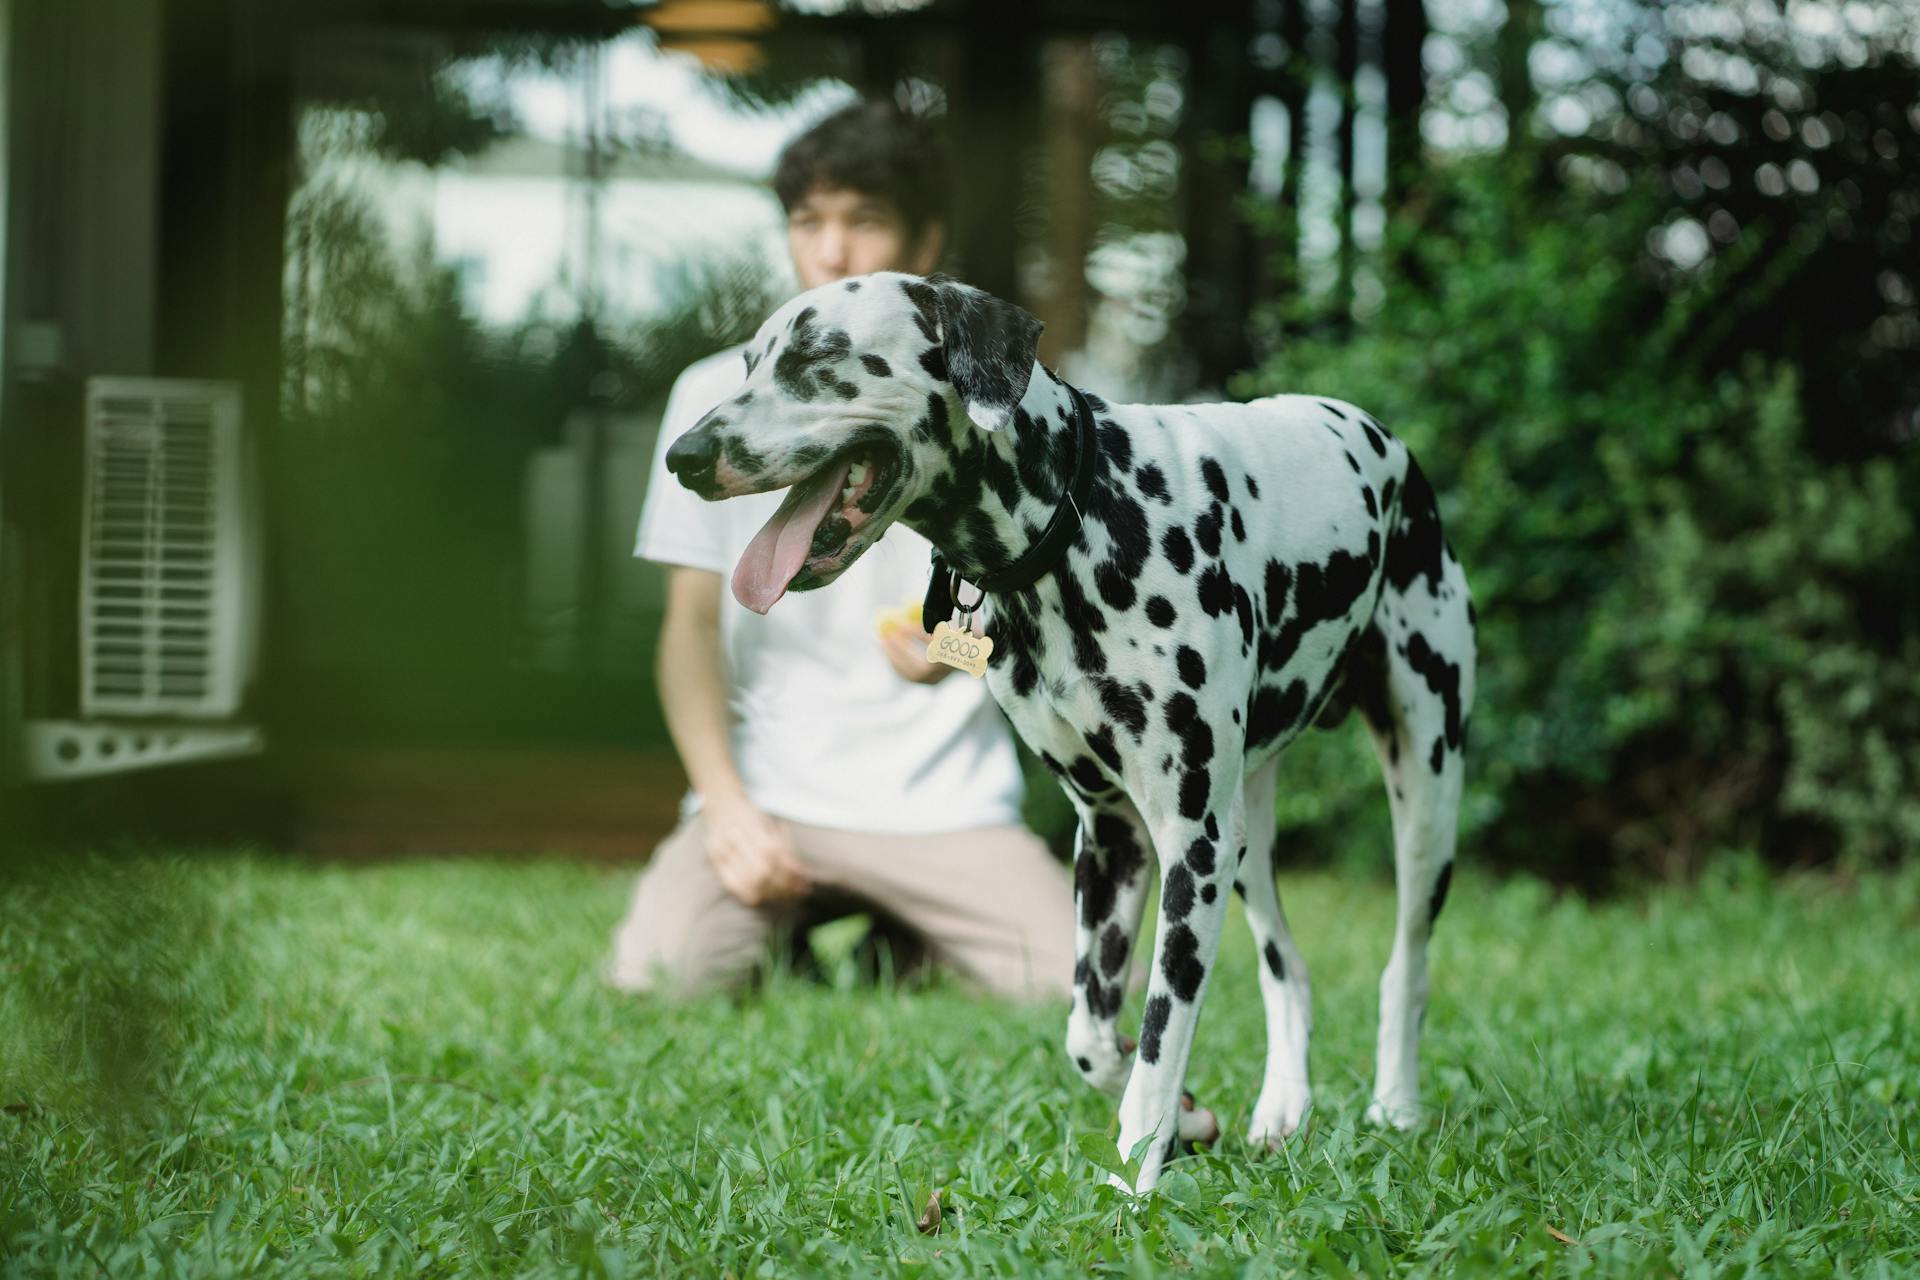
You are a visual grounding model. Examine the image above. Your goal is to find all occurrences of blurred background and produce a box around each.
[0,0,1914,882]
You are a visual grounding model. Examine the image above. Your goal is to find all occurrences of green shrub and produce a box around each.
[1236,159,1919,878]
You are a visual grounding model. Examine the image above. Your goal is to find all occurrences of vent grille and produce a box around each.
[81,380,248,718]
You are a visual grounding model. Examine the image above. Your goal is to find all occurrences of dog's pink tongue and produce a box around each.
[731,461,851,614]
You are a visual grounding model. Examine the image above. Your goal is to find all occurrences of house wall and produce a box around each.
[1,0,18,786]
[6,0,161,380]
[0,0,166,759]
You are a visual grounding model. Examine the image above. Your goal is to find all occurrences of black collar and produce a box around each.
[923,383,1098,624]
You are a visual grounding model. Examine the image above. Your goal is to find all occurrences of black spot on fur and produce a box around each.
[1100,923,1130,976]
[1430,736,1444,773]
[1429,861,1454,926]
[1096,562,1137,612]
[1092,812,1142,868]
[919,345,949,382]
[1195,506,1224,557]
[1200,457,1229,502]
[1176,647,1207,689]
[1145,596,1177,628]
[1197,564,1234,617]
[773,307,858,402]
[1263,561,1292,626]
[1262,940,1286,981]
[1081,968,1123,1019]
[1385,457,1446,596]
[987,593,1044,697]
[1087,725,1124,776]
[1093,484,1153,582]
[1244,474,1261,499]
[1200,883,1217,905]
[1179,770,1208,820]
[1317,624,1394,737]
[1163,864,1196,921]
[1360,420,1388,457]
[723,438,769,476]
[1140,995,1171,1063]
[901,278,940,340]
[1096,678,1148,739]
[1057,567,1110,674]
[1162,527,1195,574]
[1184,837,1214,876]
[1074,853,1116,929]
[1067,756,1111,798]
[1010,409,1065,503]
[1076,1055,1093,1073]
[1247,680,1308,750]
[1161,924,1205,1000]
[1259,547,1374,674]
[1321,401,1348,420]
[1204,815,1219,840]
[1230,508,1246,542]
[1136,464,1171,504]
[1099,423,1133,473]
[860,353,891,377]
[1406,631,1465,750]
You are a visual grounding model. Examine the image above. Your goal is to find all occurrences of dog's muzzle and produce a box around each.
[665,426,720,497]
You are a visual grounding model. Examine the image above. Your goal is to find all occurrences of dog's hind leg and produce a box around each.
[1359,554,1475,1128]
[1236,758,1315,1148]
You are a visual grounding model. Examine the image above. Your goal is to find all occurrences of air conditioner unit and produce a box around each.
[21,377,263,781]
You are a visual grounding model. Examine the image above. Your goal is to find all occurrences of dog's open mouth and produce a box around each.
[731,442,901,613]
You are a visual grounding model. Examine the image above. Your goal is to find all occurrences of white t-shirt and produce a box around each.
[636,347,1026,834]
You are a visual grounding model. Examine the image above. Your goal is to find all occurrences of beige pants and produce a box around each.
[607,815,1075,1001]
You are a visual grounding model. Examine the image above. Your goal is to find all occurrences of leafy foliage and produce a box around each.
[1237,153,1919,877]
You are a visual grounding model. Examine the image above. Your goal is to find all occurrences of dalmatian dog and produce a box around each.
[665,272,1476,1193]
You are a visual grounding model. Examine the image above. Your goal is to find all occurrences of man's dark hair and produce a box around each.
[772,100,950,238]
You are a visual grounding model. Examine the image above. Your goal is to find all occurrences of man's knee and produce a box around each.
[607,917,751,997]
[606,847,766,997]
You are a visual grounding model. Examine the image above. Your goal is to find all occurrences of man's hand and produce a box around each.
[703,793,810,907]
[880,625,955,684]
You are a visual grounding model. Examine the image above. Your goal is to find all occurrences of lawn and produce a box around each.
[2,852,1916,1277]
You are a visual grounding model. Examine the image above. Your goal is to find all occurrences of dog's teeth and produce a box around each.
[841,485,855,502]
[848,460,870,486]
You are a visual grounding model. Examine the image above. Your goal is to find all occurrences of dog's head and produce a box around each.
[666,272,1044,613]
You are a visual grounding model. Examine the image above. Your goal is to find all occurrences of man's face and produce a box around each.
[787,185,943,290]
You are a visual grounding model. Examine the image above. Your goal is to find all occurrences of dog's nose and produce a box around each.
[664,427,718,477]
[665,427,718,479]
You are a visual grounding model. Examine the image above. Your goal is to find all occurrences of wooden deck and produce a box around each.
[281,745,687,861]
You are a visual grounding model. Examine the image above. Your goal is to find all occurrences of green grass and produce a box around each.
[3,852,1917,1277]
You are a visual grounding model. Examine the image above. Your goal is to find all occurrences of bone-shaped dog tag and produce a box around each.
[925,620,993,678]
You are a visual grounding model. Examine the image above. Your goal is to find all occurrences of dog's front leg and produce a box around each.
[1063,800,1154,1098]
[1112,775,1245,1194]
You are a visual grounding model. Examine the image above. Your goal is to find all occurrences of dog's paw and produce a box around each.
[1177,1091,1220,1147]
[1246,1085,1311,1151]
[1364,1095,1423,1130]
[1245,1113,1307,1152]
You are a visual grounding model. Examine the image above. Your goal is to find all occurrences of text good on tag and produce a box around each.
[925,620,993,678]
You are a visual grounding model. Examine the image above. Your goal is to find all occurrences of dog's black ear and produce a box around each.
[923,274,1045,432]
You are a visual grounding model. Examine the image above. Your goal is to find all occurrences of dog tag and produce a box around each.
[926,620,993,678]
